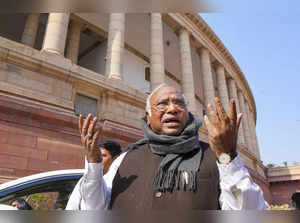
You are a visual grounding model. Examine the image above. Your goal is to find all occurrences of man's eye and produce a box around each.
[155,102,168,111]
[157,101,168,106]
[174,100,185,106]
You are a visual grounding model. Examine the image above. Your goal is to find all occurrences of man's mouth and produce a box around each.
[163,118,180,126]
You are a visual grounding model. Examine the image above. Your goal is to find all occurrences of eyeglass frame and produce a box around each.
[151,98,188,113]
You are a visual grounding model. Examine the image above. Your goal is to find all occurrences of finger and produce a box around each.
[233,113,242,148]
[204,115,213,132]
[88,116,98,136]
[228,99,237,126]
[91,129,101,151]
[214,97,229,123]
[86,138,93,151]
[237,113,243,131]
[79,115,83,134]
[82,114,92,136]
[83,135,90,148]
[207,104,219,124]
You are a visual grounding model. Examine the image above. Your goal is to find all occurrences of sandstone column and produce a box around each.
[250,110,261,159]
[21,13,40,47]
[150,13,165,90]
[42,13,70,55]
[106,13,125,80]
[66,20,83,64]
[238,90,252,150]
[245,102,256,155]
[199,48,215,108]
[215,63,230,113]
[247,104,261,159]
[228,78,245,145]
[179,28,197,115]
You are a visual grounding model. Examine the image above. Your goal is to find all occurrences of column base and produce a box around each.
[108,74,123,80]
[41,48,63,56]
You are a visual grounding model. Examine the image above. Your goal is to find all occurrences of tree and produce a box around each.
[266,163,276,168]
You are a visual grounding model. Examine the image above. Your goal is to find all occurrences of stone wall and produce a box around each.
[0,83,144,183]
[0,92,82,183]
[270,180,300,205]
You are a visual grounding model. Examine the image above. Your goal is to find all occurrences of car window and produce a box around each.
[0,179,79,210]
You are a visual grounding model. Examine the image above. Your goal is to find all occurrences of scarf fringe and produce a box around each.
[154,169,197,192]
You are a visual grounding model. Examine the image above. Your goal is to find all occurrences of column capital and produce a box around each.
[227,76,236,84]
[236,88,243,96]
[213,60,225,70]
[236,86,244,94]
[197,47,209,55]
[227,76,235,82]
[197,47,217,63]
[175,27,189,36]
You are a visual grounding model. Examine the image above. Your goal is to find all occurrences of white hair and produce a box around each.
[146,84,188,116]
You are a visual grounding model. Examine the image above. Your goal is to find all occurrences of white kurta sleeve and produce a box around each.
[80,161,109,210]
[65,177,83,210]
[217,154,267,210]
[66,158,109,210]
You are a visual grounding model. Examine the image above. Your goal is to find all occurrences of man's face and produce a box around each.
[12,200,21,209]
[101,148,114,175]
[147,86,189,136]
[11,200,22,209]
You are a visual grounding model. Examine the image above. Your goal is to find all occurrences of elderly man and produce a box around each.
[75,84,266,210]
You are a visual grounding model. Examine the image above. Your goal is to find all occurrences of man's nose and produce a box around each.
[166,102,177,113]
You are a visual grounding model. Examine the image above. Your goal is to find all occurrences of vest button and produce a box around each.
[155,192,162,198]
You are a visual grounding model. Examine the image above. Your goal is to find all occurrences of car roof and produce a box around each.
[0,169,84,191]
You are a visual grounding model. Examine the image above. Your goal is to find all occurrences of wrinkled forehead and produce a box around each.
[150,86,184,104]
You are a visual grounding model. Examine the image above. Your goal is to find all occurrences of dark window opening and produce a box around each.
[74,93,98,118]
[145,67,150,82]
[0,14,27,43]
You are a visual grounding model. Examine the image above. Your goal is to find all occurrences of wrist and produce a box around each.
[216,150,238,164]
[87,155,102,163]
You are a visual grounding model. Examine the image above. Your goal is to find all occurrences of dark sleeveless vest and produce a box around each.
[109,141,220,210]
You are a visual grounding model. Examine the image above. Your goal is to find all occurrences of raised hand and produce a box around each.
[204,97,242,160]
[79,114,102,163]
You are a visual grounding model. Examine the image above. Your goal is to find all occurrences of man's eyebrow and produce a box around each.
[156,98,169,103]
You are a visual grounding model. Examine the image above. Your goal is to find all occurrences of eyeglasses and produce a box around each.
[152,99,187,112]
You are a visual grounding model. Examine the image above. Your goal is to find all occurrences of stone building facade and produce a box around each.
[0,13,271,202]
[268,165,300,206]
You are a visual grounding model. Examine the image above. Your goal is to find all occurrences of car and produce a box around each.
[0,169,84,210]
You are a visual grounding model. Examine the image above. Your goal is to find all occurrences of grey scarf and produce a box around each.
[127,113,203,192]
